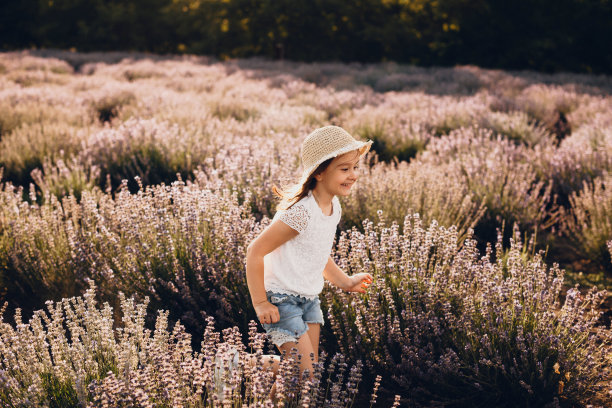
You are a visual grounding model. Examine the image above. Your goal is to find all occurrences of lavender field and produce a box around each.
[0,50,611,407]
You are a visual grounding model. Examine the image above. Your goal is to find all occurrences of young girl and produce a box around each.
[245,125,374,378]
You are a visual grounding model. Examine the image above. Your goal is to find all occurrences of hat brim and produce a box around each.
[298,140,373,186]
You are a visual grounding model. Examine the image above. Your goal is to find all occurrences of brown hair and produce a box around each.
[273,157,334,210]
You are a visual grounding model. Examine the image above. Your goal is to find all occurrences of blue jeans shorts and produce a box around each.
[262,291,324,347]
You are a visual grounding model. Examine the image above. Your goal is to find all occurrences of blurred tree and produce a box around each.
[0,0,38,49]
[32,0,173,52]
[1,0,610,74]
[439,0,612,73]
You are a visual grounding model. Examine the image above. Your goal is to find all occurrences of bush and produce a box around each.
[30,156,101,202]
[479,111,552,147]
[0,179,268,336]
[0,123,87,187]
[514,85,589,140]
[428,98,488,137]
[0,181,88,311]
[0,53,74,75]
[374,73,431,93]
[89,90,137,123]
[339,158,485,242]
[210,98,260,122]
[324,215,611,406]
[537,114,612,204]
[417,127,557,242]
[0,283,374,408]
[191,138,301,220]
[350,121,429,163]
[78,118,214,193]
[562,174,612,274]
[0,86,91,138]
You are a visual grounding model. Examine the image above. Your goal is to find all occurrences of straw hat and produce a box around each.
[299,126,372,186]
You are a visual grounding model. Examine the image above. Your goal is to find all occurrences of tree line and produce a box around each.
[1,0,611,74]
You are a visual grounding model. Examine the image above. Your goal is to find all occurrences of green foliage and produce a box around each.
[41,373,80,408]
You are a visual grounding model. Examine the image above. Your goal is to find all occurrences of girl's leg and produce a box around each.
[268,325,319,401]
[305,323,320,362]
[243,327,317,389]
[278,327,317,379]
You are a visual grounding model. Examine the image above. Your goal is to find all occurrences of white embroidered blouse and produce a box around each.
[264,191,341,299]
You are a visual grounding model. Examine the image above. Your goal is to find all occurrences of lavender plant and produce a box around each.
[417,127,557,241]
[30,155,101,202]
[0,283,370,408]
[80,180,266,333]
[77,118,215,193]
[325,214,611,406]
[0,81,93,136]
[0,123,89,187]
[1,51,612,406]
[0,181,88,308]
[89,90,136,123]
[513,84,589,139]
[350,120,429,163]
[0,176,271,335]
[536,114,612,203]
[339,158,485,241]
[479,111,552,147]
[562,174,612,274]
[190,136,301,220]
[345,113,431,163]
[209,97,261,122]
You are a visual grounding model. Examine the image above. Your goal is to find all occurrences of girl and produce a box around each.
[245,125,374,378]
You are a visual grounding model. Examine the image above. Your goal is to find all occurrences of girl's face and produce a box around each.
[314,150,361,196]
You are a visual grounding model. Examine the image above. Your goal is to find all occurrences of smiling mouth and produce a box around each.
[341,183,352,188]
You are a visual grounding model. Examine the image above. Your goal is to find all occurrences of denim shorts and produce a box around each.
[262,291,324,347]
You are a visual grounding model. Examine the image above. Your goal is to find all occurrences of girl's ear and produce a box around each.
[314,173,323,182]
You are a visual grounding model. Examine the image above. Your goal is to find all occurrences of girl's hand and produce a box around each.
[254,300,280,325]
[345,273,374,293]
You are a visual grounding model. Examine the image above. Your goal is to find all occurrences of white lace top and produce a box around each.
[264,191,341,299]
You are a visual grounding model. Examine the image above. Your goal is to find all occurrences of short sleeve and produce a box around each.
[278,203,310,233]
[333,197,342,219]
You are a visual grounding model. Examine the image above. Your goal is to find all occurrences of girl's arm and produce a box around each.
[246,220,299,324]
[323,256,373,293]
